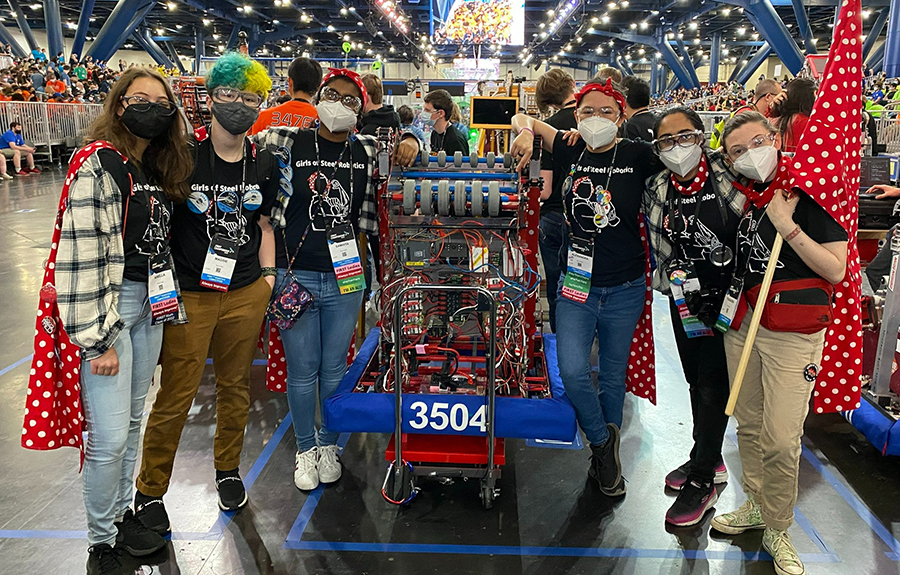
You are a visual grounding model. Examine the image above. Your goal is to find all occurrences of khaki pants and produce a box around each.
[136,277,271,497]
[724,320,826,531]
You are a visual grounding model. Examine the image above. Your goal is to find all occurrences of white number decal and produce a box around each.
[430,402,450,430]
[450,404,468,431]
[469,405,486,432]
[409,401,428,430]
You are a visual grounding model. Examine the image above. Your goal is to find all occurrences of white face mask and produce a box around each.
[660,144,703,178]
[578,116,619,149]
[732,145,779,182]
[316,100,358,133]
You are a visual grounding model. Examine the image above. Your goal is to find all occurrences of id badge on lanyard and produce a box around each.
[148,253,178,324]
[561,236,593,303]
[715,276,743,333]
[326,222,366,294]
[200,234,238,291]
[668,259,713,338]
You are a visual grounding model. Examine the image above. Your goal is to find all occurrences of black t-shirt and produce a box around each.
[552,133,664,287]
[539,106,578,215]
[99,150,171,283]
[276,129,370,272]
[664,176,740,293]
[622,110,659,143]
[430,124,470,156]
[737,190,848,289]
[171,138,279,291]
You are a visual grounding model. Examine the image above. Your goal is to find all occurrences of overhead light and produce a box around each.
[212,33,220,40]
[272,19,279,24]
[722,8,730,16]
[176,24,183,29]
[29,3,40,9]
[156,28,163,35]
[689,22,697,30]
[630,22,637,29]
[166,1,176,9]
[343,34,350,40]
[862,9,871,19]
[302,50,310,57]
[601,15,610,23]
[202,18,210,25]
[737,27,745,35]
[243,4,251,12]
[327,24,335,31]
[306,37,313,44]
[639,21,648,29]
[340,7,347,15]
[693,37,700,44]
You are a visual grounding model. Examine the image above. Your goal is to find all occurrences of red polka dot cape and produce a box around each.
[21,141,128,466]
[742,0,863,414]
[260,218,659,404]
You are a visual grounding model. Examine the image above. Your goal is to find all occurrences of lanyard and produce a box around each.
[312,131,351,221]
[208,132,248,226]
[562,143,618,237]
[666,179,730,242]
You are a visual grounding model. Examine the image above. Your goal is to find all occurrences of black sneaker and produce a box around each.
[114,509,166,556]
[86,544,130,575]
[666,480,718,527]
[216,468,248,511]
[588,423,625,496]
[134,490,170,535]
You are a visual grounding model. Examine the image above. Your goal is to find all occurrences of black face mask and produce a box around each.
[210,101,260,136]
[14,129,20,134]
[120,103,175,140]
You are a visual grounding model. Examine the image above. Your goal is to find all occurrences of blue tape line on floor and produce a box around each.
[285,433,352,543]
[0,354,32,377]
[206,358,268,365]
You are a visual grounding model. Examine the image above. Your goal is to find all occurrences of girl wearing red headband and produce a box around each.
[510,79,664,497]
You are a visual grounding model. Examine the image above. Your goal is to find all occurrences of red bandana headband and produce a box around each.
[574,78,626,114]
[320,67,369,109]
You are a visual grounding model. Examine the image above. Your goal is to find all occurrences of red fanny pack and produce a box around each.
[745,278,835,334]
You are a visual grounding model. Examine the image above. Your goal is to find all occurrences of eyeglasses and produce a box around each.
[576,106,620,120]
[120,95,177,115]
[728,132,776,158]
[653,129,703,153]
[320,86,362,114]
[211,87,263,108]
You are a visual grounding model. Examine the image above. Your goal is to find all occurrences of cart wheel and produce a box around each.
[471,180,484,216]
[438,151,447,167]
[486,152,496,169]
[469,152,479,168]
[503,152,512,169]
[454,180,467,215]
[403,179,417,214]
[437,180,451,216]
[488,182,501,217]
[420,180,433,215]
[454,151,463,167]
[420,152,430,167]
[480,483,495,509]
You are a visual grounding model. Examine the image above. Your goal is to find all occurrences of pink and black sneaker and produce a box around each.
[665,460,728,491]
[665,480,718,527]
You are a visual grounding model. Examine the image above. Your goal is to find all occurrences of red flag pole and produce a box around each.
[725,233,784,416]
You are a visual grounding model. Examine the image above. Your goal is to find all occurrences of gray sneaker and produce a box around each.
[763,528,806,575]
[710,493,765,535]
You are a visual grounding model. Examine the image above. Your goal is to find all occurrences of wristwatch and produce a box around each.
[261,267,277,277]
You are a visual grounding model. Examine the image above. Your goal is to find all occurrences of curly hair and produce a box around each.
[205,52,272,98]
[535,68,574,115]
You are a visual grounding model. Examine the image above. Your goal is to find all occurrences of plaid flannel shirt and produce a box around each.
[55,151,186,360]
[253,127,379,234]
[643,150,746,295]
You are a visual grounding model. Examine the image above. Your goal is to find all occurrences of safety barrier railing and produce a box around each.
[0,101,105,151]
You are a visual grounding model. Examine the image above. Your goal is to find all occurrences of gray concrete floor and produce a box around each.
[1,169,900,574]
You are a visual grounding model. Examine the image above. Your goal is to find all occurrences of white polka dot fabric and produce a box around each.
[627,217,657,404]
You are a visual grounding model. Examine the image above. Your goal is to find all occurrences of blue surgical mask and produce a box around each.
[419,110,436,127]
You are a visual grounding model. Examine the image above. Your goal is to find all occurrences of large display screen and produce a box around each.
[431,0,526,46]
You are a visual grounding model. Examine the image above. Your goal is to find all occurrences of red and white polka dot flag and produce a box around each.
[627,216,656,404]
[770,0,863,414]
[22,141,128,467]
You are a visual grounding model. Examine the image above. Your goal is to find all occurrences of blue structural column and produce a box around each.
[735,42,773,86]
[194,27,204,74]
[728,45,755,83]
[43,0,65,59]
[617,54,634,76]
[133,29,173,67]
[884,0,900,78]
[0,26,26,57]
[736,0,804,75]
[656,36,695,90]
[868,41,887,70]
[85,0,157,62]
[790,0,816,55]
[70,0,96,60]
[674,35,701,88]
[709,32,721,85]
[7,0,38,51]
[863,10,889,61]
[165,42,186,74]
[650,59,659,95]
[226,26,241,51]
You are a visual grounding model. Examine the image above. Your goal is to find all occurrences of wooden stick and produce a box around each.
[725,233,784,416]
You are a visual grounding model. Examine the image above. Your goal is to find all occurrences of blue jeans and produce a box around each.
[555,277,645,447]
[81,279,163,546]
[277,269,363,452]
[539,210,567,333]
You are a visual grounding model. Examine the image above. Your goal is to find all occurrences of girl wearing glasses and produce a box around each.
[135,53,279,536]
[509,80,663,498]
[643,107,745,527]
[711,112,847,575]
[50,67,192,574]
[254,69,420,492]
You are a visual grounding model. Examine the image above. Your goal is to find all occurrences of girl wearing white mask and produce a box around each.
[253,69,419,491]
[644,107,746,527]
[711,112,847,575]
[510,80,664,498]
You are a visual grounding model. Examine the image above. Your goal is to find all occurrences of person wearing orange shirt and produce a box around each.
[250,57,321,135]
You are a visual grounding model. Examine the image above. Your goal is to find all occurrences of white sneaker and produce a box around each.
[763,528,806,575]
[318,444,342,484]
[1,173,12,180]
[294,447,319,491]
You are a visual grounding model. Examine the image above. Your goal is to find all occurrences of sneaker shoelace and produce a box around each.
[92,546,122,572]
[769,531,802,567]
[678,481,711,507]
[296,449,318,474]
[320,446,340,467]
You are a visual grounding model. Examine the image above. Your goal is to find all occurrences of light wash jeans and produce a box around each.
[277,269,363,452]
[555,277,645,447]
[81,279,163,546]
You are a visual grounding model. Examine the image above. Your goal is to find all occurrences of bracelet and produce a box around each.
[519,127,534,137]
[261,267,277,277]
[784,225,802,242]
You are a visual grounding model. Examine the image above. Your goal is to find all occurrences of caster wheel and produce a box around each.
[503,152,512,169]
[454,151,463,167]
[486,152,496,169]
[471,180,484,216]
[453,180,467,215]
[469,152,479,168]
[437,180,451,216]
[488,182,501,217]
[420,179,433,215]
[437,150,447,167]
[402,179,417,214]
[480,483,495,510]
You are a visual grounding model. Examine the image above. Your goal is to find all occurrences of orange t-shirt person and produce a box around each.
[250,57,323,135]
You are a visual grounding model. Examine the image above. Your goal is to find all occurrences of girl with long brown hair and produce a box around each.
[54,67,192,575]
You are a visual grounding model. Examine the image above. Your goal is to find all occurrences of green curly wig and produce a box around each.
[205,52,272,98]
